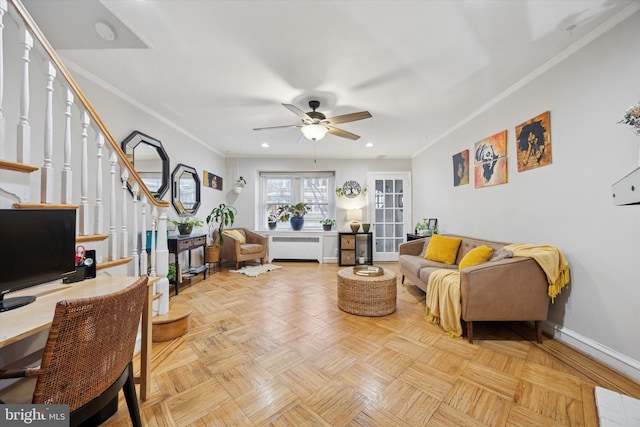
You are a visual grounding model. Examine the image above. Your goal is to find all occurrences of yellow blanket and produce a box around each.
[425,270,463,339]
[504,243,570,301]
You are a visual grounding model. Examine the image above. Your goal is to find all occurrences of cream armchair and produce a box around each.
[218,228,268,270]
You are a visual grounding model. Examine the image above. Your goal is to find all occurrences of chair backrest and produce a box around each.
[31,276,149,411]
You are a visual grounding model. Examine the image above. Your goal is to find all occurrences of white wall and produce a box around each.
[411,11,640,379]
[71,73,226,239]
[226,156,411,230]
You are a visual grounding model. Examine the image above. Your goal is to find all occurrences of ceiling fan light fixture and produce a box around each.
[301,124,328,141]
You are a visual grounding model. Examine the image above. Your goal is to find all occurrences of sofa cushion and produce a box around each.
[224,229,246,244]
[425,234,462,265]
[459,245,494,270]
[419,266,457,284]
[399,254,435,277]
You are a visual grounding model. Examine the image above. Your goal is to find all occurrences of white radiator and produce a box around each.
[268,235,323,263]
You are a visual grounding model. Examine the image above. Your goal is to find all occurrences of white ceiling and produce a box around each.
[23,0,639,159]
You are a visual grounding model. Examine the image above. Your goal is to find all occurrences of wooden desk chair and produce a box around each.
[0,275,149,427]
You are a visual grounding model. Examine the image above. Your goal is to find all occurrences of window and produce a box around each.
[260,171,335,230]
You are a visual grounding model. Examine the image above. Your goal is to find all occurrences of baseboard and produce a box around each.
[543,321,640,383]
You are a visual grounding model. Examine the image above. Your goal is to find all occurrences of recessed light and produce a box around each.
[95,21,116,42]
[365,142,373,148]
[261,142,270,148]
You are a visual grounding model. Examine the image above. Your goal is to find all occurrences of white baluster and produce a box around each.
[16,28,31,164]
[140,195,148,277]
[0,0,7,158]
[150,207,157,278]
[94,132,104,235]
[108,151,117,260]
[61,89,73,204]
[131,183,139,276]
[120,168,128,258]
[40,61,56,203]
[78,112,89,235]
[156,206,169,315]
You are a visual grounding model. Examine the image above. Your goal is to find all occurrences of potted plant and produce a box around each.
[276,202,310,231]
[267,213,278,230]
[320,218,335,231]
[359,250,365,264]
[171,215,204,236]
[233,176,247,194]
[206,203,237,247]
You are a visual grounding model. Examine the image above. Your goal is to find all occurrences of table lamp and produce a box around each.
[347,209,362,232]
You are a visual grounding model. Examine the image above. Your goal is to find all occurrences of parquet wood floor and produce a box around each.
[105,262,640,426]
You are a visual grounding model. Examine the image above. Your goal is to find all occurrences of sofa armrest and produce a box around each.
[399,238,428,256]
[460,257,550,322]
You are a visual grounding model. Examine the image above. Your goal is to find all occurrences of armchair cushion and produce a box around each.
[224,229,246,244]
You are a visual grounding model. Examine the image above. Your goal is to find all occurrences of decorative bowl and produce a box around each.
[353,265,384,277]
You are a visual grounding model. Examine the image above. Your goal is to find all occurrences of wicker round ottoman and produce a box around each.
[337,267,397,316]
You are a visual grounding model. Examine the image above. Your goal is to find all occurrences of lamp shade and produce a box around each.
[301,124,328,141]
[346,209,362,221]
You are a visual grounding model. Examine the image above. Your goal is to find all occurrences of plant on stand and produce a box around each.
[171,215,204,236]
[205,203,237,270]
[276,202,310,231]
[206,203,237,247]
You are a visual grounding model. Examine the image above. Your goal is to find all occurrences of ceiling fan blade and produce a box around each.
[325,111,372,125]
[296,133,307,144]
[253,124,301,131]
[282,103,313,122]
[327,126,360,140]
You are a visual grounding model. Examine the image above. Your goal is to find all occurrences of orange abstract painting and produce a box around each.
[474,130,508,188]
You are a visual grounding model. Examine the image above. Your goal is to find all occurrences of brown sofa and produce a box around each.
[398,234,550,343]
[218,228,268,270]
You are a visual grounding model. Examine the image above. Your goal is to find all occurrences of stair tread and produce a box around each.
[0,159,39,173]
[13,203,78,209]
[152,302,192,325]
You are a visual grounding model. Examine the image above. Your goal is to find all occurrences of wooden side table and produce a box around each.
[167,234,207,294]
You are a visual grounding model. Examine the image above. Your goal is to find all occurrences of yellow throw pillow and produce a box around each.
[459,245,494,270]
[223,229,246,244]
[425,234,462,265]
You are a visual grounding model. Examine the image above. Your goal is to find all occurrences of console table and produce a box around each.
[167,234,207,294]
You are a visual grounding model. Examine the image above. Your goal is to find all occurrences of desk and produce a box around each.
[168,234,207,294]
[0,276,155,401]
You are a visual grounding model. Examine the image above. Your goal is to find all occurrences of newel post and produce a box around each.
[155,206,170,315]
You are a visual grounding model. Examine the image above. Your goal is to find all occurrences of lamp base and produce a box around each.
[350,221,360,233]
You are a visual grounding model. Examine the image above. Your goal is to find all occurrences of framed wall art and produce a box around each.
[203,170,223,191]
[516,111,552,172]
[452,149,469,186]
[474,130,508,188]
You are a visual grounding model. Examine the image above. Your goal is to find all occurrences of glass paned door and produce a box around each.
[368,172,411,262]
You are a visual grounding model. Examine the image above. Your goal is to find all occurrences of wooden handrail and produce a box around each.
[8,0,169,209]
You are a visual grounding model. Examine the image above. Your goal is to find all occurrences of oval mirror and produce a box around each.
[121,131,170,199]
[171,163,201,215]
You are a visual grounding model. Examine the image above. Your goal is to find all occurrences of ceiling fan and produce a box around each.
[253,100,372,141]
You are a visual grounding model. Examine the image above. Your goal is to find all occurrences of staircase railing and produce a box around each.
[0,0,170,315]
